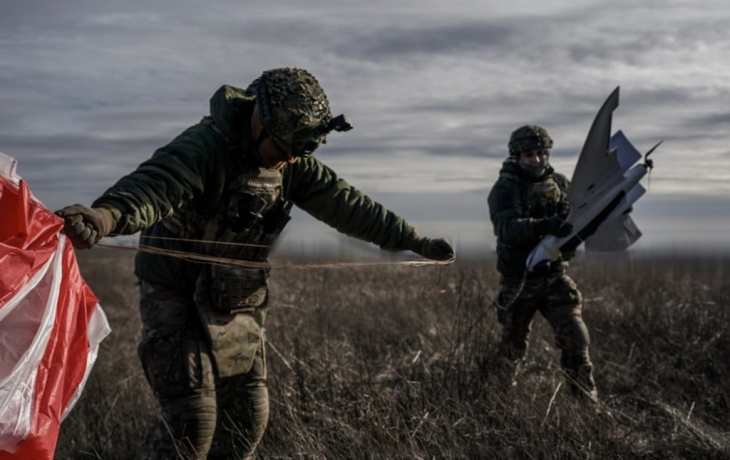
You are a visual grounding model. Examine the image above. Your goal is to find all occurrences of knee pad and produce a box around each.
[555,316,590,353]
[138,334,215,397]
[151,390,218,459]
[210,384,269,460]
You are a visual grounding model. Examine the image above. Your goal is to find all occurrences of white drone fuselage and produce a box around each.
[525,87,657,271]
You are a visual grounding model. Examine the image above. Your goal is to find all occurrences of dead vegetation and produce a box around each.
[56,249,730,459]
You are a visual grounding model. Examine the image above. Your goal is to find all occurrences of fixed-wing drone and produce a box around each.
[526,86,661,271]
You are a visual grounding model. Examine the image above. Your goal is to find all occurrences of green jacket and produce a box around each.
[92,85,417,293]
[487,158,570,278]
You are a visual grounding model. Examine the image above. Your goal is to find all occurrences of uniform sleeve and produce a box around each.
[91,124,226,235]
[282,157,416,251]
[487,178,541,245]
[554,172,571,193]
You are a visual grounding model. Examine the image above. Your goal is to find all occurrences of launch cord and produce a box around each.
[490,265,529,311]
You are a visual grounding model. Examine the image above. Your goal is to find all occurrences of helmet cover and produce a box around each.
[246,67,333,158]
[508,125,553,156]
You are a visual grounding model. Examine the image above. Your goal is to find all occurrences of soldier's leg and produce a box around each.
[496,281,541,363]
[541,275,596,400]
[138,281,218,459]
[208,339,269,460]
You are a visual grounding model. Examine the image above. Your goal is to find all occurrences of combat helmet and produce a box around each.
[508,125,553,157]
[246,67,352,158]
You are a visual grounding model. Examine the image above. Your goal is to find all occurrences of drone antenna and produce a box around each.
[644,140,662,191]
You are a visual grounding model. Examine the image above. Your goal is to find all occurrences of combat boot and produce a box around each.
[565,364,598,404]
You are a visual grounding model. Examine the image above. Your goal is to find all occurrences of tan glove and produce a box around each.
[55,204,117,249]
[406,233,455,261]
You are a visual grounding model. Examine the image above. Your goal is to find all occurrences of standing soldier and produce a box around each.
[487,125,597,402]
[56,67,454,460]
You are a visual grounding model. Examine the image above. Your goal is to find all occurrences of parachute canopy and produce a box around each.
[0,152,110,460]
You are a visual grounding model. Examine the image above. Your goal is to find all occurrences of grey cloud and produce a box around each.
[407,89,611,122]
[326,94,654,162]
[2,133,166,200]
[322,129,504,160]
[417,142,499,159]
[688,112,730,128]
[657,132,720,145]
[1,133,167,156]
[620,88,693,108]
[399,93,615,156]
[329,21,516,61]
[327,130,577,161]
[322,2,630,64]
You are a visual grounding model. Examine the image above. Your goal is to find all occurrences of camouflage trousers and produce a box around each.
[137,281,269,460]
[495,273,596,398]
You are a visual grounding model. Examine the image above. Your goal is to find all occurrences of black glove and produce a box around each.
[55,204,117,249]
[535,216,573,238]
[407,235,455,261]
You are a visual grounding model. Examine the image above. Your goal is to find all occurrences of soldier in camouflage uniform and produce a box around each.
[487,125,597,402]
[56,68,454,460]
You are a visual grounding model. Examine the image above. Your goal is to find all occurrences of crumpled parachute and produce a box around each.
[0,152,111,460]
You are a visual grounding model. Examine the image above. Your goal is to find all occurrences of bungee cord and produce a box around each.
[137,234,272,248]
[95,234,455,269]
[490,267,529,311]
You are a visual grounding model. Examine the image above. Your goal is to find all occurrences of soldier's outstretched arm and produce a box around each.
[56,122,229,249]
[282,157,454,261]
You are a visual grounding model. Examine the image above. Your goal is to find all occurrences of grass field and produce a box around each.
[55,249,730,459]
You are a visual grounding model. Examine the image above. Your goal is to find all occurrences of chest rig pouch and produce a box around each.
[526,175,570,219]
[194,166,293,377]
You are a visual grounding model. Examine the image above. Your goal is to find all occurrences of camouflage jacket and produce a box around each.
[487,158,571,278]
[92,85,417,294]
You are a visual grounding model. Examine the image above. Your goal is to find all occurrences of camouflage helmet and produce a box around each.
[508,125,553,157]
[246,67,352,158]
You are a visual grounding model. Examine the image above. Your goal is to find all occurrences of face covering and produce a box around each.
[520,161,547,179]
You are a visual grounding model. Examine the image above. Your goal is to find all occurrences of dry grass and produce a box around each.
[55,249,730,460]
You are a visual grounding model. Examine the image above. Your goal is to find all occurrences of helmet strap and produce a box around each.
[252,128,269,153]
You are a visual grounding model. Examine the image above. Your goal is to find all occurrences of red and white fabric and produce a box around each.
[0,152,110,460]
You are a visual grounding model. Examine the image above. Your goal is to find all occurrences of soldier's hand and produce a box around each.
[408,236,455,262]
[55,204,117,249]
[537,216,573,238]
[555,221,573,238]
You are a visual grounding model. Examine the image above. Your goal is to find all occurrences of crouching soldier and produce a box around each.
[57,67,454,459]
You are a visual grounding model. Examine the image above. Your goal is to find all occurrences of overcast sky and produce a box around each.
[1,0,729,256]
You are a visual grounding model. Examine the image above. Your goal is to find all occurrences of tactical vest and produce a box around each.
[160,116,293,377]
[526,175,570,220]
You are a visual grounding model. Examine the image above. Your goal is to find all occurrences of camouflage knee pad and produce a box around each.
[209,345,269,460]
[546,275,582,306]
[139,333,218,458]
[496,297,540,363]
[541,276,589,357]
[208,386,269,460]
[554,316,591,357]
